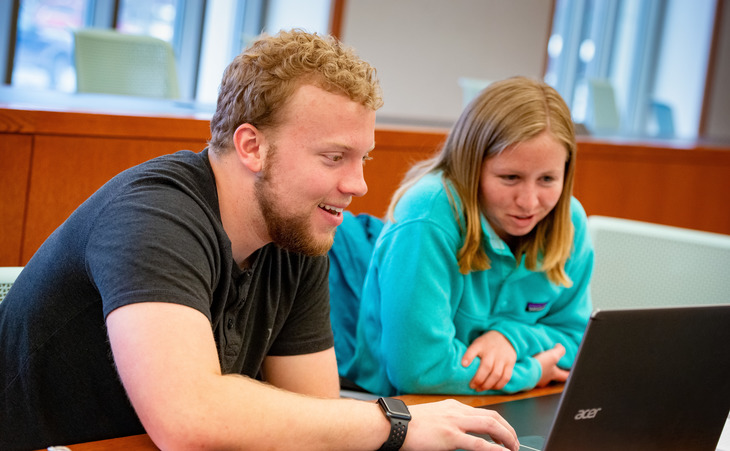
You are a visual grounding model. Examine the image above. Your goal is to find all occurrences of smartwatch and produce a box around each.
[376,397,411,451]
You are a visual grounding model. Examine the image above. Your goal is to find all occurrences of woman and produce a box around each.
[342,76,594,396]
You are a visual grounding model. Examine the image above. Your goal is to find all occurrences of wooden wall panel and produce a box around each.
[573,141,730,235]
[0,107,210,140]
[2,106,728,268]
[0,134,33,266]
[21,135,207,264]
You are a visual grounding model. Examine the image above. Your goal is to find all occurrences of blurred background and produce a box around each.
[1,0,727,143]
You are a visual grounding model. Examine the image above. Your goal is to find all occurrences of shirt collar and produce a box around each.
[480,214,514,257]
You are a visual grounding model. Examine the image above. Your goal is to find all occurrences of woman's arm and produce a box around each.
[369,218,485,395]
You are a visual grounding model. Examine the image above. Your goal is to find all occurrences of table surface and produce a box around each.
[397,383,564,408]
[57,384,564,450]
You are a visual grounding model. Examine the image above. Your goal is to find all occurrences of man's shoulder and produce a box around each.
[100,149,216,212]
[130,149,210,180]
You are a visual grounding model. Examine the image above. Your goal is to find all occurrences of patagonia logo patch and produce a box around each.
[526,302,548,312]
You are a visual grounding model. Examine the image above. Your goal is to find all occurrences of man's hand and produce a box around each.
[462,330,517,392]
[534,343,569,387]
[403,399,520,451]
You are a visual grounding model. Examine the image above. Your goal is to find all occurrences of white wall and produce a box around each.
[341,0,553,126]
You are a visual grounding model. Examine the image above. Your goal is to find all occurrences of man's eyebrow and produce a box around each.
[326,141,376,152]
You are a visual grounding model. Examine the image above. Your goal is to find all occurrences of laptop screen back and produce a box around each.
[542,306,730,450]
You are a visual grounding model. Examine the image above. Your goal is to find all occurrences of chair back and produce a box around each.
[587,216,730,309]
[650,100,675,138]
[0,267,24,303]
[74,28,180,99]
[586,78,620,135]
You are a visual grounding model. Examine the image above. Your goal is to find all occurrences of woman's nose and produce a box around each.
[515,183,539,210]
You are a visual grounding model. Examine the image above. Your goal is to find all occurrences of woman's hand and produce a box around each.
[462,330,517,392]
[533,343,570,387]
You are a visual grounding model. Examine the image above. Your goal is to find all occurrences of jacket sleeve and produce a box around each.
[373,217,472,394]
[372,218,542,395]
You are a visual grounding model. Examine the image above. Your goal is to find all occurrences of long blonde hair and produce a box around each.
[387,77,577,286]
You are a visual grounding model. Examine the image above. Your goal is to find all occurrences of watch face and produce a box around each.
[380,398,411,419]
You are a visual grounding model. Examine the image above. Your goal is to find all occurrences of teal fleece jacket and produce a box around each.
[344,173,594,396]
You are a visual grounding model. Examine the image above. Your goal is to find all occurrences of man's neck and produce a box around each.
[208,148,271,267]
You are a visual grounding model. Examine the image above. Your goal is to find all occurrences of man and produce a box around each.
[0,30,519,451]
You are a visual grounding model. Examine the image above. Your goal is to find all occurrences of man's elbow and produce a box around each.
[145,419,230,450]
[139,403,233,450]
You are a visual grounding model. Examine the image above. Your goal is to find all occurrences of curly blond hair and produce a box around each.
[209,29,383,153]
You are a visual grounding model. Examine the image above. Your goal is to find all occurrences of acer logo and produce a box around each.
[574,408,602,420]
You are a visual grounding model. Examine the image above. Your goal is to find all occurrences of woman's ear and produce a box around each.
[233,123,264,173]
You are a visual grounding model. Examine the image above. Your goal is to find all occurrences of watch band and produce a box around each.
[377,397,411,451]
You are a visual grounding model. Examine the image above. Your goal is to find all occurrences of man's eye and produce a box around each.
[363,154,373,163]
[328,154,343,162]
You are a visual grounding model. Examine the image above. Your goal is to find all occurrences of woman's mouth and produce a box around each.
[510,214,535,227]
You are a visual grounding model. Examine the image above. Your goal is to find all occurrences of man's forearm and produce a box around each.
[142,373,390,451]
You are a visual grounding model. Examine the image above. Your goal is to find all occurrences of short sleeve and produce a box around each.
[266,254,334,356]
[86,183,222,320]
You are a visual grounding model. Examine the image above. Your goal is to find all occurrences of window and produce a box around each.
[117,0,180,42]
[3,0,332,102]
[545,0,716,140]
[196,0,332,104]
[12,0,90,92]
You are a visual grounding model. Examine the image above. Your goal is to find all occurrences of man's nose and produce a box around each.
[341,162,368,198]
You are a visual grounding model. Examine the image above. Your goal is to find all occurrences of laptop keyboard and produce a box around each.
[486,417,730,451]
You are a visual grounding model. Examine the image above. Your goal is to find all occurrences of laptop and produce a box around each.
[476,305,730,450]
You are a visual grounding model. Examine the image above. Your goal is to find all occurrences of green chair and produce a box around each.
[0,267,23,303]
[73,28,180,99]
[586,78,620,135]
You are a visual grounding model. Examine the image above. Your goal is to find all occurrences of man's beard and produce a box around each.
[254,154,335,257]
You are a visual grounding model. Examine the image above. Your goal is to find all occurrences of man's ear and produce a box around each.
[233,123,264,173]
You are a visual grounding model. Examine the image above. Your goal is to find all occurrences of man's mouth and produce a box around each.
[318,203,344,216]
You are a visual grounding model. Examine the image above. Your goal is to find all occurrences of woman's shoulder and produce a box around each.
[395,172,459,221]
[569,196,589,225]
[380,172,464,242]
